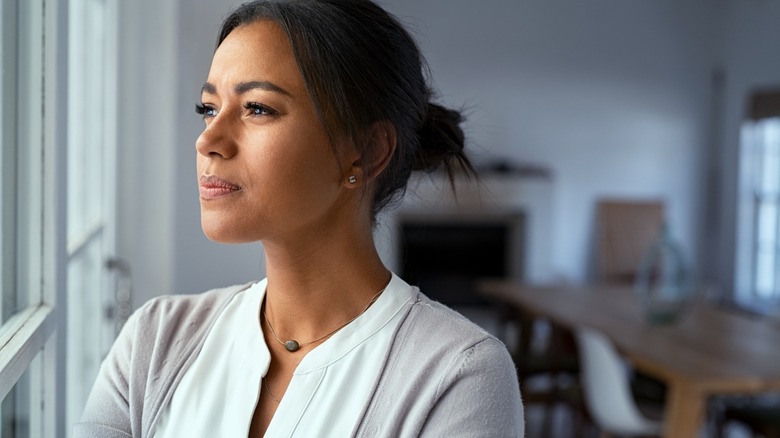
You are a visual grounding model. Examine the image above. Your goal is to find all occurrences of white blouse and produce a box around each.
[153,273,414,437]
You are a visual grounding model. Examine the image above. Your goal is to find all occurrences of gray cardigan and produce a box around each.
[74,283,524,437]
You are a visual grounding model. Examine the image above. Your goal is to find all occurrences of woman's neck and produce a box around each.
[260,229,391,345]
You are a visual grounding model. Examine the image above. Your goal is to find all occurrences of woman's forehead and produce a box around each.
[206,21,302,96]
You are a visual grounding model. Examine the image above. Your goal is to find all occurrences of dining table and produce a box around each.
[478,280,780,438]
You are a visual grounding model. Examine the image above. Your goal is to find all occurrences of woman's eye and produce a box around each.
[244,102,278,117]
[195,103,217,119]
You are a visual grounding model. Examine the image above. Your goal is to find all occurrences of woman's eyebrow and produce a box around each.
[200,81,292,97]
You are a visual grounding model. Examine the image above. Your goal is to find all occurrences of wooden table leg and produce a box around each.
[663,382,705,438]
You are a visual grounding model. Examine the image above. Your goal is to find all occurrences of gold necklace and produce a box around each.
[262,378,281,404]
[262,284,388,352]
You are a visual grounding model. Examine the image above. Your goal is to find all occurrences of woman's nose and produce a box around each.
[196,114,238,159]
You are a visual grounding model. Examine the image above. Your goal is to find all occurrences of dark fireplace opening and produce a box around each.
[399,217,523,308]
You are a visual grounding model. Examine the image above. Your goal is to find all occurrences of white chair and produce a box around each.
[574,326,664,437]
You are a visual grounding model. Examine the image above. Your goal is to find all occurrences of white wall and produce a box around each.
[381,0,718,282]
[116,0,178,308]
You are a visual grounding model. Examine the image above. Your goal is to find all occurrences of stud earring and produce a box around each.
[348,175,357,184]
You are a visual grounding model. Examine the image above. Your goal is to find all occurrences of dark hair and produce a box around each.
[217,0,474,219]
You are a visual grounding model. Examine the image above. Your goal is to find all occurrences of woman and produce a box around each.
[75,0,523,436]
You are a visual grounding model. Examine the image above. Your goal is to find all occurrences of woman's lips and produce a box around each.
[199,175,241,200]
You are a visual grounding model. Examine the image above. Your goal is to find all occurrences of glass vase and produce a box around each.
[634,223,694,324]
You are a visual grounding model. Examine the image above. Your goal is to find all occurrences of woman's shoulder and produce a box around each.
[355,289,523,437]
[122,282,255,358]
[404,290,505,355]
[388,288,516,383]
[76,282,258,437]
[133,282,253,325]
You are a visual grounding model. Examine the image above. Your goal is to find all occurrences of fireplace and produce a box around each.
[399,216,525,308]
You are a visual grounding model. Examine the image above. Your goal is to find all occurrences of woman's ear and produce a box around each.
[343,121,397,188]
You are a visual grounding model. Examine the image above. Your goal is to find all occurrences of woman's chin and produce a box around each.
[200,219,253,244]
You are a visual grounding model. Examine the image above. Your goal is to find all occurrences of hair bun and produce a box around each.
[413,103,470,174]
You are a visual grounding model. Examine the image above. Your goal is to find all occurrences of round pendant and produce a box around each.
[284,340,300,352]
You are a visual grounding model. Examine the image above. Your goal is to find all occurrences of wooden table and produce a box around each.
[479,280,780,438]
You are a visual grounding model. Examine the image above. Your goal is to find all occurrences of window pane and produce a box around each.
[0,0,46,430]
[757,201,778,249]
[66,0,116,430]
[0,0,20,324]
[0,0,50,435]
[0,353,40,438]
[67,0,106,243]
[760,128,780,196]
[0,0,42,324]
[15,0,44,311]
[745,118,780,302]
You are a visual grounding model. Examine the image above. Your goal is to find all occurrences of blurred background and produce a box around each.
[1,0,779,436]
[122,0,775,309]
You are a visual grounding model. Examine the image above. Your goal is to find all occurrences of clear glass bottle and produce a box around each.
[634,223,694,324]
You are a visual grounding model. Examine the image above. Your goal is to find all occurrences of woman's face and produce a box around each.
[196,20,352,244]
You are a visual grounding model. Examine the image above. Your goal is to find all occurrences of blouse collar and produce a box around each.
[254,273,416,374]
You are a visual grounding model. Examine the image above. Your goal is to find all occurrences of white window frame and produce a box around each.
[735,115,780,312]
[65,0,120,431]
[0,0,69,436]
[1,0,172,434]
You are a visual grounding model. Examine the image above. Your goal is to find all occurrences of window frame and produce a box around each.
[0,0,171,434]
[735,88,780,311]
[0,0,69,435]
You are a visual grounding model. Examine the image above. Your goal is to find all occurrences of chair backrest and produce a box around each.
[574,327,663,436]
[596,200,665,284]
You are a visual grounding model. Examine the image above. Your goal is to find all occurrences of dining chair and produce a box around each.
[595,199,665,284]
[574,326,664,437]
[712,394,780,438]
[498,303,587,436]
